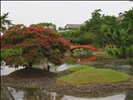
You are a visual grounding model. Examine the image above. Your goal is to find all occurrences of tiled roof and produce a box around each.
[65,24,82,29]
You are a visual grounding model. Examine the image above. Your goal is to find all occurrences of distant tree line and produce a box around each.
[59,8,133,59]
[1,8,133,61]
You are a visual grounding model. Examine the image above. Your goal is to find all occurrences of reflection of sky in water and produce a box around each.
[1,64,76,75]
[62,94,125,100]
[55,64,75,71]
[1,63,132,100]
[1,66,23,76]
[7,87,126,100]
[8,87,24,100]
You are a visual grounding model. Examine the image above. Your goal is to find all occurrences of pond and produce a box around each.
[6,87,133,100]
[1,50,133,100]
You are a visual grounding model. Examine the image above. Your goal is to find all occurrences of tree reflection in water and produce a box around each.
[8,87,64,100]
[23,89,64,100]
[68,55,98,62]
[8,87,133,100]
[125,90,133,100]
[5,49,133,100]
[68,49,98,62]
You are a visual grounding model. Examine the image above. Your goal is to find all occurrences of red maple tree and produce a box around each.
[1,24,71,68]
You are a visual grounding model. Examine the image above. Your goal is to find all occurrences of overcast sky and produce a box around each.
[1,1,133,29]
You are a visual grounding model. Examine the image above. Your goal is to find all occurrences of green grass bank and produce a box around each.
[57,66,130,85]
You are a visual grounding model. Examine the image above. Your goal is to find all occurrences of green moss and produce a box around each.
[57,66,130,85]
[24,85,43,89]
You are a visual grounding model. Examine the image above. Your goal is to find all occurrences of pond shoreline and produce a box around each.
[1,70,133,97]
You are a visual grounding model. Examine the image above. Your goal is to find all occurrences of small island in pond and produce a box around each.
[1,66,133,96]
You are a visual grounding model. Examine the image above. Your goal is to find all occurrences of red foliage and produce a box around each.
[1,24,71,67]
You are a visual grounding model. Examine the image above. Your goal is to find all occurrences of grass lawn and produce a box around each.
[57,66,130,85]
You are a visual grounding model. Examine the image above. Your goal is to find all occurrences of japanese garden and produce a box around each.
[1,8,133,100]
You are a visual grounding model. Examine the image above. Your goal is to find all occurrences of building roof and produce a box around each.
[64,24,82,29]
[58,23,85,32]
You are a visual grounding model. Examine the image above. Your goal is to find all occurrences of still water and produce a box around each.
[6,87,133,100]
[1,51,133,100]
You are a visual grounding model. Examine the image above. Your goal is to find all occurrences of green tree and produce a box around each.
[80,9,105,47]
[1,24,71,68]
[59,9,105,46]
[116,8,133,58]
[0,12,13,33]
[31,22,57,31]
[104,8,133,58]
[101,15,119,48]
[59,28,81,44]
[89,9,103,33]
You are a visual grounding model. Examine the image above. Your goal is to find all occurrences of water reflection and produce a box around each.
[1,65,23,76]
[68,51,98,62]
[8,87,64,100]
[67,56,98,62]
[62,94,126,100]
[125,91,133,100]
[8,87,133,100]
[1,50,133,100]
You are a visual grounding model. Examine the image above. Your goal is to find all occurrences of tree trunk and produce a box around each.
[27,62,33,68]
[47,64,50,71]
[108,42,111,48]
[110,43,113,48]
